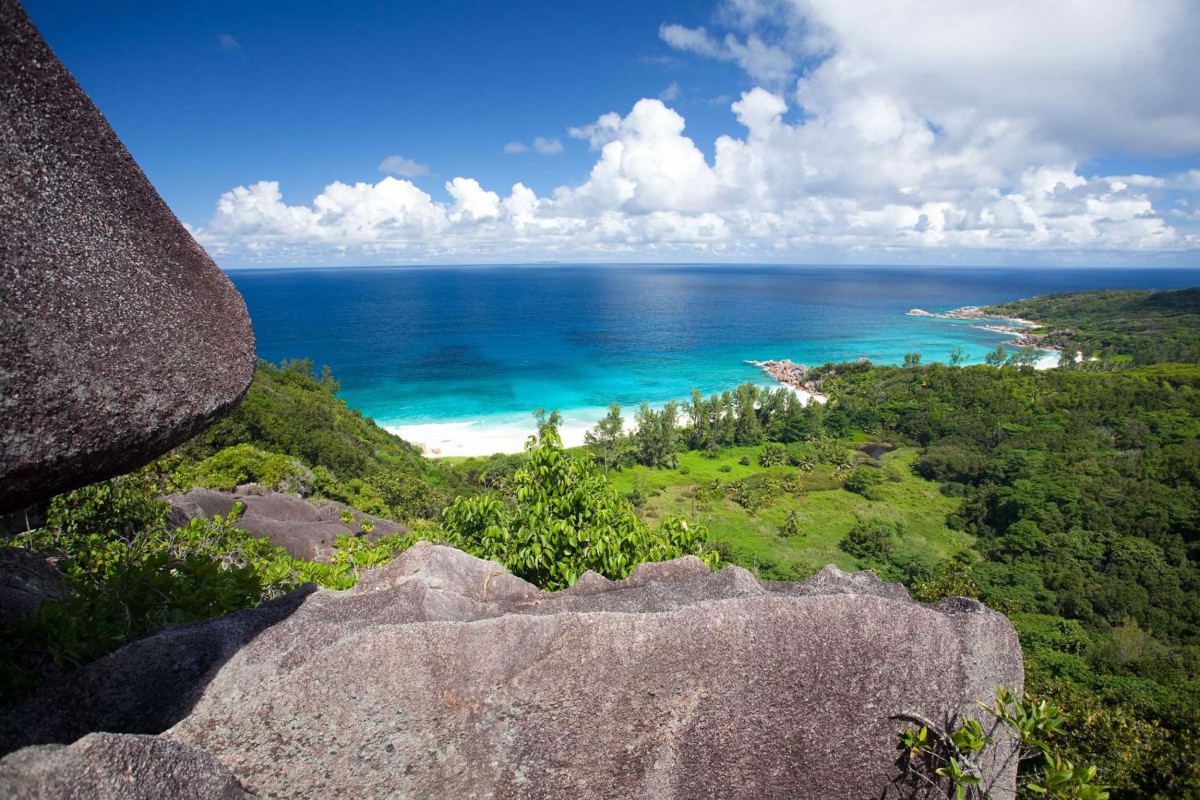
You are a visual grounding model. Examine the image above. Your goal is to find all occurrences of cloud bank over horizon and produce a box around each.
[191,0,1200,266]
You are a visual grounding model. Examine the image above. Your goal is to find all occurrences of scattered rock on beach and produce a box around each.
[748,359,828,399]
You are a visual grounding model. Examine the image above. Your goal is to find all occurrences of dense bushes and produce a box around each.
[840,516,901,562]
[805,358,1200,798]
[180,443,312,493]
[176,360,467,522]
[843,467,885,497]
[986,288,1200,366]
[441,429,717,590]
[1,467,433,704]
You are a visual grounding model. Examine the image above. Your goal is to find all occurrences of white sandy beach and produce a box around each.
[389,420,593,458]
[389,353,1076,458]
[1034,353,1060,370]
[391,382,828,458]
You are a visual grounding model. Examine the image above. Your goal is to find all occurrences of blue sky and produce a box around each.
[24,0,1200,267]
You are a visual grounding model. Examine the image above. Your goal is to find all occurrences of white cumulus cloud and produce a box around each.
[192,0,1200,265]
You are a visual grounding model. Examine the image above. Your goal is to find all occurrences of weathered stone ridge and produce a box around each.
[0,544,1023,799]
[165,487,408,561]
[0,0,256,512]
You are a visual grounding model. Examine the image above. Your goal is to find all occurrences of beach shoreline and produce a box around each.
[392,348,1060,458]
[389,420,592,458]
[393,309,1060,459]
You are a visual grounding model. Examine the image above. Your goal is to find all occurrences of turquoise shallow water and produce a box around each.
[227,264,1200,439]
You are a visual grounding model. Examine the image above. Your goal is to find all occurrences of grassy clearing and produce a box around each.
[606,445,970,580]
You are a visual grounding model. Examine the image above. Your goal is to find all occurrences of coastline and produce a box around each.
[394,307,1059,459]
[746,359,830,404]
[909,305,1068,361]
[392,351,1059,458]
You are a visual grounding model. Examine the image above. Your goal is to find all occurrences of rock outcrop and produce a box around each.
[0,544,1024,799]
[0,0,256,512]
[165,487,407,561]
[747,359,827,399]
[0,733,251,799]
[0,547,67,625]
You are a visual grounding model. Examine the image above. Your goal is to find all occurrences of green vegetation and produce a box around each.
[441,430,716,590]
[4,288,1199,798]
[898,688,1109,799]
[791,358,1199,798]
[0,365,716,702]
[544,287,1200,798]
[175,359,471,522]
[1,468,429,700]
[600,444,967,582]
[985,287,1200,365]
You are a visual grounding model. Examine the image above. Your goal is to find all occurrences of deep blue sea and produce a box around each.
[226,265,1200,454]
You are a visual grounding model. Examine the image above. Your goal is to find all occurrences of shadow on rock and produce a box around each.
[0,584,316,757]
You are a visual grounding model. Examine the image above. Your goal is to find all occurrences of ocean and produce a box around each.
[227,264,1200,455]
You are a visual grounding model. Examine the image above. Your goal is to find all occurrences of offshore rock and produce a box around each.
[0,0,256,512]
[0,544,1023,799]
[165,488,407,561]
[0,733,252,799]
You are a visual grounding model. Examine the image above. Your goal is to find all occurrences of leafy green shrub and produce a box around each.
[786,443,816,471]
[843,467,885,497]
[840,516,902,562]
[176,360,470,516]
[441,430,717,590]
[718,464,733,473]
[44,471,169,545]
[915,444,989,484]
[910,559,980,603]
[2,474,434,704]
[728,474,788,515]
[808,436,855,468]
[4,499,278,701]
[181,444,312,493]
[759,442,789,467]
[896,688,1110,800]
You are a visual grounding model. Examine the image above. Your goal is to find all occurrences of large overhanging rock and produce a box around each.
[0,544,1024,799]
[0,0,255,512]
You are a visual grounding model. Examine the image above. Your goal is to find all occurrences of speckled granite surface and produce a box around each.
[0,0,255,511]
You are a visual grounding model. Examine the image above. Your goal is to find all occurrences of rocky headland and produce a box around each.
[747,359,828,401]
[908,307,1072,355]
